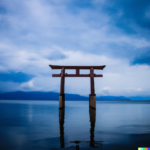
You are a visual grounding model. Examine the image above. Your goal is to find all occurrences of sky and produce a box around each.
[0,0,150,98]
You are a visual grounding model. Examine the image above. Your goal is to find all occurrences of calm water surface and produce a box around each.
[0,100,150,150]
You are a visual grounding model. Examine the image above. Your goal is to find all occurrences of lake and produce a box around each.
[0,100,150,150]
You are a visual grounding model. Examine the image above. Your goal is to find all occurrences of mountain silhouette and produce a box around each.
[0,91,131,101]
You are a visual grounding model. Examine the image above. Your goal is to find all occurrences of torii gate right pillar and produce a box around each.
[89,68,96,109]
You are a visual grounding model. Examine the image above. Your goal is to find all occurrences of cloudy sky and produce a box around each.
[0,0,150,98]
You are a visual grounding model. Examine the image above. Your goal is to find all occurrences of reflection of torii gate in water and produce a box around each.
[58,107,100,148]
[49,65,106,109]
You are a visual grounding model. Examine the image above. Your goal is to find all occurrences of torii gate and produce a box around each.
[49,65,106,109]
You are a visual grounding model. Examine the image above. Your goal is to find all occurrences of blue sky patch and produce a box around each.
[0,72,35,83]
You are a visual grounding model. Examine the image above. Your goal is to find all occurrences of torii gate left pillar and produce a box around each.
[59,68,65,109]
[49,65,106,109]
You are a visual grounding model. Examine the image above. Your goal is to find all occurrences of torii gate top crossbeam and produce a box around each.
[49,65,106,70]
[49,64,106,95]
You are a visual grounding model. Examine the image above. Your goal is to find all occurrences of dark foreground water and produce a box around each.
[0,100,150,150]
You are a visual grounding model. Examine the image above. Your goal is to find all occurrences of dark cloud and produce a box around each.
[0,72,34,83]
[65,0,150,33]
[98,0,150,65]
[132,49,150,65]
[103,0,150,33]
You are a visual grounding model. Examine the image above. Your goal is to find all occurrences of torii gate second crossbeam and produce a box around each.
[49,65,106,109]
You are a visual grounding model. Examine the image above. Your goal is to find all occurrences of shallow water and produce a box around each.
[0,100,150,150]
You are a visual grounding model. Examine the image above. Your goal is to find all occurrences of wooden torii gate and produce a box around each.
[49,65,106,109]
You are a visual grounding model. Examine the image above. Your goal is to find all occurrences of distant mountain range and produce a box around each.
[0,91,132,101]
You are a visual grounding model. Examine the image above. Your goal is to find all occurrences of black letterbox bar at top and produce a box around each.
[49,65,106,70]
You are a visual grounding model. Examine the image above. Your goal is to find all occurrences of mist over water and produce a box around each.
[0,100,150,150]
